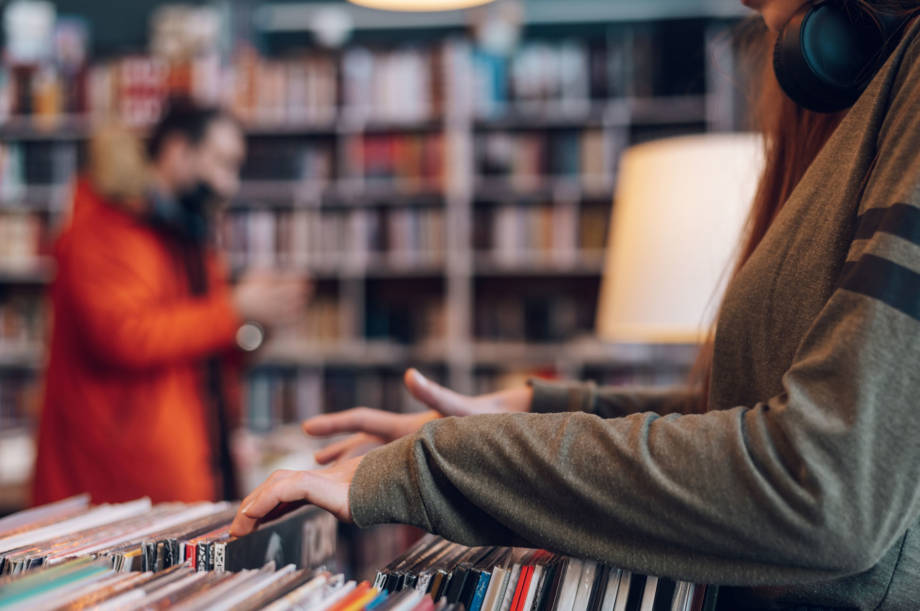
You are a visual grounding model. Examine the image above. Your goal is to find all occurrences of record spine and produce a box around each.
[196,541,208,573]
[214,540,227,573]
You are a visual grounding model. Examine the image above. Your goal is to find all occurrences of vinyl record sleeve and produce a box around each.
[638,575,657,611]
[480,566,510,611]
[623,574,646,611]
[553,557,583,611]
[571,560,597,611]
[612,571,632,611]
[213,504,335,573]
[498,562,523,611]
[520,564,543,611]
[471,568,494,611]
[510,564,534,611]
[586,564,611,611]
[650,578,676,611]
[0,495,90,539]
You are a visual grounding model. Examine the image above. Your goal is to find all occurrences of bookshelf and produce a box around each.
[0,2,752,523]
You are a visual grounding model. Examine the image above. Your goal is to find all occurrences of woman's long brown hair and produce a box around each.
[686,0,920,413]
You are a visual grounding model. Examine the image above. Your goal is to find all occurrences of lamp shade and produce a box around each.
[347,0,495,11]
[597,133,764,344]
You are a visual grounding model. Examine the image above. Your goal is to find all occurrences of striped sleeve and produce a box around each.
[839,202,920,321]
[838,26,920,322]
[840,25,920,321]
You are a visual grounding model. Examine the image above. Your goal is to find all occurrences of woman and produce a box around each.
[232,1,920,608]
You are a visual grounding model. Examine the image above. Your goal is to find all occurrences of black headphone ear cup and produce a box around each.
[773,11,814,109]
[772,1,891,113]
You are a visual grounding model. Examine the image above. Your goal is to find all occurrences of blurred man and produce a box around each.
[33,99,309,504]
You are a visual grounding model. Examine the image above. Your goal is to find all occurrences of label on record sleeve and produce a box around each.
[196,542,208,572]
[301,511,337,569]
[213,541,226,573]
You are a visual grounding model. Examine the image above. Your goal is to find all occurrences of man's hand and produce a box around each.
[233,270,312,328]
[229,456,361,536]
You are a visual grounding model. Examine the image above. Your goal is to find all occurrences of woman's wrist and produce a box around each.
[505,386,534,412]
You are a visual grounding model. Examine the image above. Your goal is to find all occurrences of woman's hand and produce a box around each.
[401,368,532,417]
[307,416,437,465]
[304,368,533,465]
[229,456,361,536]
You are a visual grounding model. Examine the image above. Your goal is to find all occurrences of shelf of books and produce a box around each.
[0,4,748,531]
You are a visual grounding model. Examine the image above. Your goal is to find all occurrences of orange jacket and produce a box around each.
[33,178,244,505]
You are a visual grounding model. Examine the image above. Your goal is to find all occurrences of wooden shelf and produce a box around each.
[0,96,709,143]
[474,101,619,130]
[472,96,709,130]
[475,176,615,202]
[344,116,444,133]
[629,95,710,125]
[0,113,444,142]
[0,185,70,211]
[241,118,339,136]
[241,114,443,135]
[0,258,55,285]
[228,256,605,279]
[0,115,92,141]
[473,253,605,276]
[0,343,44,369]
[251,337,699,370]
[255,340,449,368]
[234,179,448,207]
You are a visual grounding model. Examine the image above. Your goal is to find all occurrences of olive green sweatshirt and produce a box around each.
[349,18,920,610]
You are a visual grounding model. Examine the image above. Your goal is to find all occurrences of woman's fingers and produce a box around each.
[403,369,473,417]
[314,433,383,465]
[230,460,359,537]
[314,436,357,465]
[231,470,306,536]
[303,407,401,439]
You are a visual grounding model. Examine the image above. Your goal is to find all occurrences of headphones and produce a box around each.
[773,1,912,113]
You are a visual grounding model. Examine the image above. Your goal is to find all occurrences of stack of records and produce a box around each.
[0,557,340,610]
[373,535,718,611]
[0,496,336,577]
[1,498,718,610]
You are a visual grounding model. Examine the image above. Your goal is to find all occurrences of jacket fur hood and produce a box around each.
[86,122,151,213]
